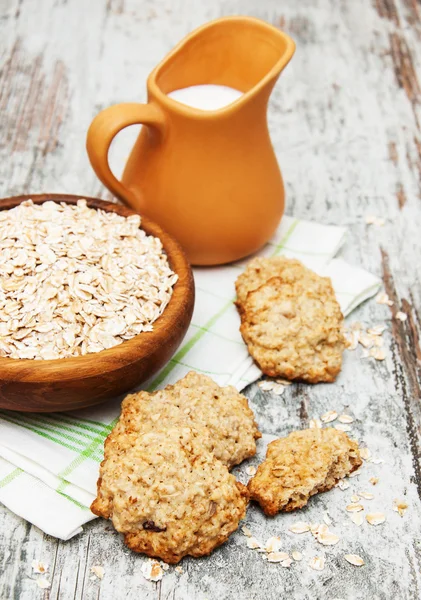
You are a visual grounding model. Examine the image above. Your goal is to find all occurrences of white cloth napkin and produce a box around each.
[0,216,381,540]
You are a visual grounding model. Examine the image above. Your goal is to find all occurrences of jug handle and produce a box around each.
[86,103,165,209]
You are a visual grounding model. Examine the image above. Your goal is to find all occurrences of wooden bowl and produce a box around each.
[0,194,195,412]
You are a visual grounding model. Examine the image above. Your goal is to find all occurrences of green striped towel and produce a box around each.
[0,216,381,539]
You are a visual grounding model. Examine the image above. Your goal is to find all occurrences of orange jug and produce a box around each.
[86,16,295,265]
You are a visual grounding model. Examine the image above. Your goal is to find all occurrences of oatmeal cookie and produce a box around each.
[235,256,303,310]
[105,371,261,469]
[236,258,347,383]
[92,428,248,563]
[248,428,361,515]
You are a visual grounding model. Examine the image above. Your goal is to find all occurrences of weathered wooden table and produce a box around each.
[1,0,421,598]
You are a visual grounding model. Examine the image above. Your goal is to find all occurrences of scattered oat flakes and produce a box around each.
[359,448,371,461]
[371,458,384,465]
[337,479,350,491]
[359,332,375,349]
[335,423,352,432]
[241,525,252,537]
[365,215,385,226]
[267,551,290,563]
[351,494,360,503]
[258,380,275,391]
[309,556,325,571]
[376,292,393,306]
[175,566,183,575]
[265,537,283,553]
[161,562,169,571]
[316,530,340,546]
[344,554,365,566]
[349,512,364,526]
[281,558,293,568]
[393,499,408,517]
[395,311,408,322]
[346,503,364,513]
[247,537,264,550]
[271,383,286,395]
[141,560,164,582]
[36,578,51,589]
[310,523,324,535]
[275,378,292,386]
[368,324,387,336]
[289,522,310,534]
[345,330,359,350]
[90,565,104,580]
[366,512,386,525]
[360,348,370,359]
[373,336,384,347]
[292,551,303,561]
[369,477,379,486]
[309,418,322,429]
[369,347,386,361]
[351,321,363,331]
[246,466,257,476]
[323,512,332,526]
[358,491,374,500]
[338,414,354,424]
[321,410,338,424]
[31,560,48,574]
[349,467,364,478]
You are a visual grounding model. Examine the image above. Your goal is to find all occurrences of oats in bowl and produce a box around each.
[0,199,178,359]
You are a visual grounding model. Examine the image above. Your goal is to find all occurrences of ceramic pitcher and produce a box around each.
[86,16,295,265]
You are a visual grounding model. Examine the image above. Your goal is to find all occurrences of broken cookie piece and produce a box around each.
[92,427,248,563]
[235,257,347,383]
[248,428,362,515]
[107,371,261,469]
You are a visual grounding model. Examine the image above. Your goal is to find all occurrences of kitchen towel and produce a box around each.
[0,216,381,540]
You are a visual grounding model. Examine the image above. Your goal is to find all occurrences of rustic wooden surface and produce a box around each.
[1,0,421,598]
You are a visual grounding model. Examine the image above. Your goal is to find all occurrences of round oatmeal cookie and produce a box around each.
[92,428,249,563]
[248,428,361,515]
[239,269,347,383]
[109,371,261,469]
[235,256,303,311]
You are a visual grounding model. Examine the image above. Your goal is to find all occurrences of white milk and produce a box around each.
[167,84,243,110]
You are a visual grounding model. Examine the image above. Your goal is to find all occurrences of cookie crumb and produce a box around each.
[393,499,408,517]
[31,561,48,574]
[141,560,164,582]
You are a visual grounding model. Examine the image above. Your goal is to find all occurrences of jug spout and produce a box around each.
[150,16,295,106]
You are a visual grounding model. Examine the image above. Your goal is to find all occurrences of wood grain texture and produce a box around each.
[0,0,421,598]
[0,194,194,412]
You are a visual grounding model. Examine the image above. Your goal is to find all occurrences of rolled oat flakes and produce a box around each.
[0,200,178,359]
